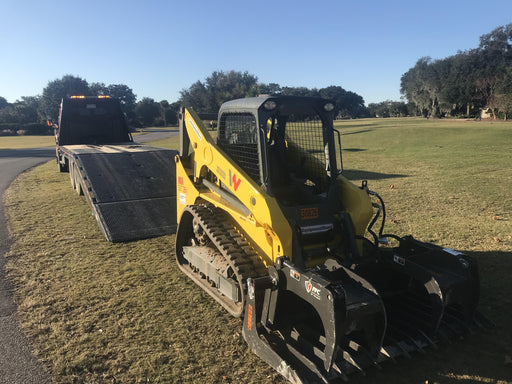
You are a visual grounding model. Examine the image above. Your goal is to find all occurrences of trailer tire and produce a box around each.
[70,164,83,196]
[69,164,76,189]
[74,168,83,196]
[58,158,68,173]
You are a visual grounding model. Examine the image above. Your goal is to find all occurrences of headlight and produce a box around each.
[263,100,277,110]
[324,103,335,112]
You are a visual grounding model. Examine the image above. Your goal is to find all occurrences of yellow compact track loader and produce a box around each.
[175,96,489,383]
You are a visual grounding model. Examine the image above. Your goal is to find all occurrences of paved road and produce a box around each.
[134,128,179,143]
[0,132,178,383]
[0,147,54,384]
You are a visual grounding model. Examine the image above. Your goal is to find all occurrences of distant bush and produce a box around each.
[153,117,165,127]
[20,123,52,135]
[0,123,52,136]
[0,123,18,136]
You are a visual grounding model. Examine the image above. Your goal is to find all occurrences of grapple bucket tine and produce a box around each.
[284,341,332,383]
[379,347,397,363]
[387,325,426,353]
[412,328,437,349]
[242,258,389,383]
[386,315,437,349]
[330,365,349,382]
[342,350,366,376]
[347,340,381,369]
[385,335,412,360]
[242,277,307,384]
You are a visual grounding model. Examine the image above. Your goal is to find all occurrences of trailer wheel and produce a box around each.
[69,164,76,189]
[71,164,83,196]
[74,169,83,196]
[58,158,68,173]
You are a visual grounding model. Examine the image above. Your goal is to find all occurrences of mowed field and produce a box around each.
[0,135,55,149]
[3,118,512,384]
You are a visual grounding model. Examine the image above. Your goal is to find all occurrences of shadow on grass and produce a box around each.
[0,148,55,158]
[343,169,408,181]
[341,128,373,135]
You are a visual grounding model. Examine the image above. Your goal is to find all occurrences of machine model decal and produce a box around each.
[216,166,226,180]
[177,176,187,194]
[188,117,202,141]
[301,207,319,220]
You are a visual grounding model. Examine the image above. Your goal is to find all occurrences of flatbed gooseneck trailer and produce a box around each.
[55,96,177,242]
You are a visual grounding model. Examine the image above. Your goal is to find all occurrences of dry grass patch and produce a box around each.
[4,162,283,383]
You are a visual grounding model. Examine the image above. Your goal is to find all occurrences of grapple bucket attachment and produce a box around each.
[243,244,488,382]
[243,258,387,383]
[364,236,485,345]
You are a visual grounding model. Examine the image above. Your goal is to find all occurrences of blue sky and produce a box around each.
[1,0,511,105]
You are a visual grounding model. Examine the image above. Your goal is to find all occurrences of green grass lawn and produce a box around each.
[0,135,54,149]
[4,118,512,384]
[0,126,178,149]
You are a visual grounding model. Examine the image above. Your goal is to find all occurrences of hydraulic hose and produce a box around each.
[361,181,402,247]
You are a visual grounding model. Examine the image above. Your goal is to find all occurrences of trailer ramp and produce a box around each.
[67,144,177,242]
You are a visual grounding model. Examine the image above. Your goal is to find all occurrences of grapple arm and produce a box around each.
[243,257,386,383]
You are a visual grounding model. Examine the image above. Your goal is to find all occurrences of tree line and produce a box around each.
[400,23,512,119]
[180,70,368,118]
[0,75,182,135]
[0,72,369,136]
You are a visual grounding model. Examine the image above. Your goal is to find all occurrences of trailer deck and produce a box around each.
[62,143,177,242]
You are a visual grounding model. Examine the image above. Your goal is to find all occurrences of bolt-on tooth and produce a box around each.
[342,350,366,376]
[386,315,437,349]
[378,346,397,363]
[331,365,349,383]
[347,340,381,369]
